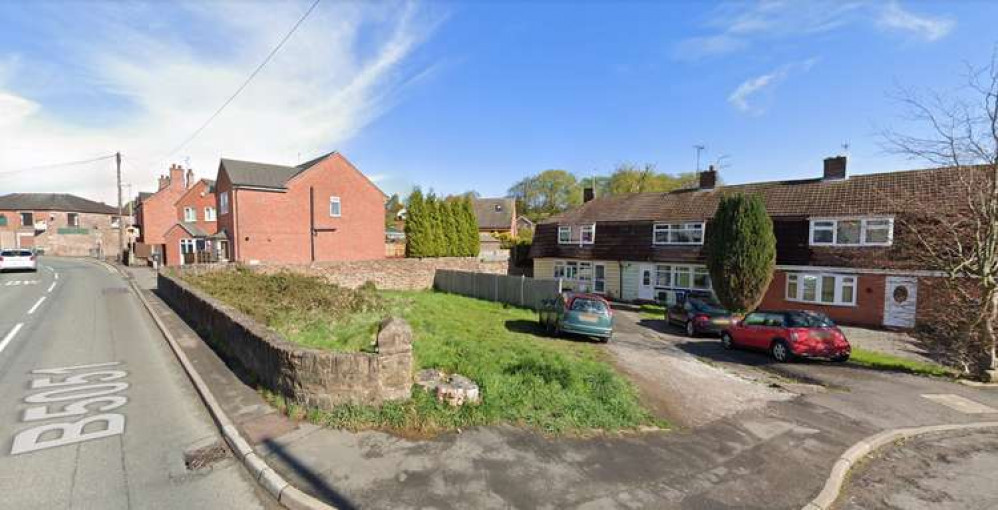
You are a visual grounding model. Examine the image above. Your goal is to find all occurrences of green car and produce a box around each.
[538,293,614,342]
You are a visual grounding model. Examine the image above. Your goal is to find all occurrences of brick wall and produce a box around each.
[175,179,218,233]
[255,257,509,290]
[759,270,887,327]
[137,165,188,245]
[158,270,414,408]
[1,210,123,256]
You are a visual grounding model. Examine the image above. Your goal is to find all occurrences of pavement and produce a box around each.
[120,263,998,510]
[0,257,275,509]
[837,428,998,509]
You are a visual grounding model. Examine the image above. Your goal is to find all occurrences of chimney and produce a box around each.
[158,175,169,190]
[699,165,717,190]
[823,156,847,180]
[185,168,194,189]
[583,187,595,203]
[169,164,185,190]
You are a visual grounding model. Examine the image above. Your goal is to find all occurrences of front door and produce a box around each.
[638,264,655,301]
[884,276,918,328]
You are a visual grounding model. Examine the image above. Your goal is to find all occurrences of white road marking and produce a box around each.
[0,323,24,354]
[27,296,46,315]
[5,280,39,286]
[922,393,998,414]
[11,363,129,455]
[54,272,59,280]
[47,281,56,293]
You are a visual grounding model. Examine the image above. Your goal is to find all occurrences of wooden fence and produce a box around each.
[433,269,562,310]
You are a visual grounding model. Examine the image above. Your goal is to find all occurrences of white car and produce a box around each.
[0,249,37,272]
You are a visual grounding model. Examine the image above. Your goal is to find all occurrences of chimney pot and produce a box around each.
[583,187,595,203]
[823,156,847,180]
[699,166,717,190]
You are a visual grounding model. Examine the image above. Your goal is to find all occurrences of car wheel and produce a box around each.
[685,321,698,338]
[721,332,734,350]
[771,340,792,363]
[832,353,850,363]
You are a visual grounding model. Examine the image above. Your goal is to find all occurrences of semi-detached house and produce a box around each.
[530,156,980,329]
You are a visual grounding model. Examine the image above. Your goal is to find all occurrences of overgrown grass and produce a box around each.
[639,303,666,321]
[185,269,663,435]
[181,268,385,352]
[849,348,956,378]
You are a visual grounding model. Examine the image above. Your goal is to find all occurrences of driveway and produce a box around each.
[606,310,794,428]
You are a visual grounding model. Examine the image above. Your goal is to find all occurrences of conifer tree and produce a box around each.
[705,193,776,313]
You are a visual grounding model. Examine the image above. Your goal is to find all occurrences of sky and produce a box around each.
[0,0,995,204]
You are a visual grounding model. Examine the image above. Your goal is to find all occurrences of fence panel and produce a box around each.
[433,269,562,310]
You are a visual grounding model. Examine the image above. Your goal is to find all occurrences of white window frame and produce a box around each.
[652,264,711,291]
[183,207,196,222]
[785,272,857,306]
[809,217,894,247]
[204,207,216,222]
[580,223,595,245]
[329,196,341,217]
[552,260,606,294]
[653,222,705,245]
[67,212,79,227]
[558,226,572,244]
[219,192,230,215]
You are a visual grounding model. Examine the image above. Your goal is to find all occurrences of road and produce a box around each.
[0,257,272,509]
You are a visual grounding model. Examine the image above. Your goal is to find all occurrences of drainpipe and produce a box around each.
[309,186,316,263]
[232,188,240,262]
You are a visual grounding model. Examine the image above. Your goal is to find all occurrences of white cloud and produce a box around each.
[0,1,440,203]
[728,58,817,114]
[877,1,954,42]
[676,1,952,60]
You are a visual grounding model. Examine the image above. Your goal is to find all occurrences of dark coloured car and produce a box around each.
[721,310,851,362]
[667,294,733,337]
[539,293,614,342]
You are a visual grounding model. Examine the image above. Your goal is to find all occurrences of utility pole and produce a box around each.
[116,151,123,263]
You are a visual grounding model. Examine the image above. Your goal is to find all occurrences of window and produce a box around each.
[653,222,705,245]
[594,265,606,293]
[0,214,6,227]
[204,207,216,221]
[580,224,595,244]
[329,196,341,217]
[810,218,893,246]
[558,226,572,244]
[111,216,121,229]
[786,273,857,306]
[219,192,229,215]
[652,264,710,291]
[67,213,79,227]
[20,212,33,226]
[184,207,196,222]
[553,260,606,294]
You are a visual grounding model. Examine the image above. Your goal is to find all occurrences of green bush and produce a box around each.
[404,190,479,257]
[705,193,776,313]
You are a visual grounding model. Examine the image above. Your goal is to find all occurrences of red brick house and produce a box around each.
[530,157,978,329]
[162,179,225,266]
[134,164,192,261]
[0,193,122,256]
[215,151,386,264]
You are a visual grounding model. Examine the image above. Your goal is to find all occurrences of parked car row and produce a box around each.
[0,249,37,272]
[664,292,850,362]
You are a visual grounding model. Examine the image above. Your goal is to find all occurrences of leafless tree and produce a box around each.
[882,52,998,380]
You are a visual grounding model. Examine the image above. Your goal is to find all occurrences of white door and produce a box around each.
[638,264,655,301]
[883,276,918,328]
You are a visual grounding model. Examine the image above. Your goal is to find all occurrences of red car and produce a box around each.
[721,310,851,363]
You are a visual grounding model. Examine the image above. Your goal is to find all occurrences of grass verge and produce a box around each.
[639,303,666,321]
[183,269,663,435]
[849,348,956,378]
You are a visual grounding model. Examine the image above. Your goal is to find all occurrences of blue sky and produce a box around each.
[0,1,995,203]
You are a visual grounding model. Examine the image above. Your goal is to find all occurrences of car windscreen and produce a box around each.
[570,298,608,314]
[690,298,726,314]
[787,312,836,328]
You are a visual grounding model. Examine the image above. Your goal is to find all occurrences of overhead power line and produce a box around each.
[0,154,117,178]
[158,0,322,164]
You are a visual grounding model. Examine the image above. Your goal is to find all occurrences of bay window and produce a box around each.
[809,217,893,246]
[653,222,705,245]
[786,272,857,306]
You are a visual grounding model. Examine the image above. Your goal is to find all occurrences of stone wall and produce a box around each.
[255,257,509,290]
[157,271,413,408]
